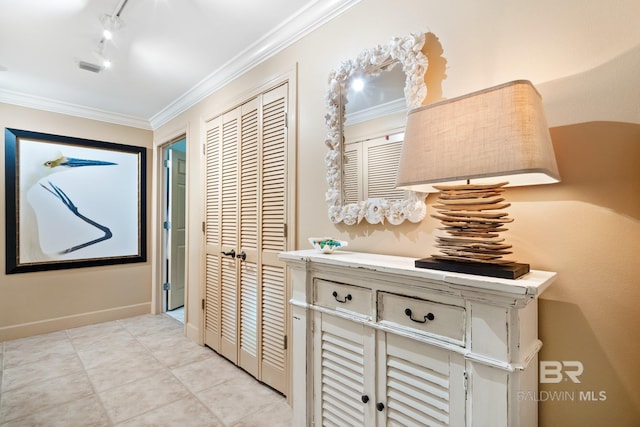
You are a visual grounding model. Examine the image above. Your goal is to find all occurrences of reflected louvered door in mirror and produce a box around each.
[342,132,407,204]
[343,144,362,205]
[204,82,292,396]
[364,135,405,200]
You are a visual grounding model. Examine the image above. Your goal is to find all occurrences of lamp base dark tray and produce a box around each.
[414,257,530,280]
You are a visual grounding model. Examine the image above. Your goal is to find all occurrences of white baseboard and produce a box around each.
[0,303,151,341]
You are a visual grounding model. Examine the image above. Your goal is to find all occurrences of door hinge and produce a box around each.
[163,282,170,291]
[203,143,206,156]
[163,221,171,230]
[201,298,205,310]
[464,371,469,400]
[283,335,287,350]
[284,111,288,128]
[283,223,287,238]
[202,221,206,233]
[164,159,170,168]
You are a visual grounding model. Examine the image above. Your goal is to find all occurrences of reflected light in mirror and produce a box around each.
[351,78,365,92]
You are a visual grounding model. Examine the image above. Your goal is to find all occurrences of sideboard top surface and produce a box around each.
[279,249,556,299]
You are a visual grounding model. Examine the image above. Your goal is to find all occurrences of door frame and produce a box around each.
[201,65,298,396]
[165,142,187,311]
[151,130,189,324]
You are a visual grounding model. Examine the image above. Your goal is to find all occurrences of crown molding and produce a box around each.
[149,0,361,129]
[0,89,151,130]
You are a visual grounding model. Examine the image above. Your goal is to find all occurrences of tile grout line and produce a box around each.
[149,318,229,426]
[66,323,120,426]
[112,315,227,426]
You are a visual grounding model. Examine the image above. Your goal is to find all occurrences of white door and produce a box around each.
[167,148,186,310]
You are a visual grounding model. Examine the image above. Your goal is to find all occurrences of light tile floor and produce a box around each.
[0,314,292,426]
[165,306,185,324]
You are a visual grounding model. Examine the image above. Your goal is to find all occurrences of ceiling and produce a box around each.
[0,0,358,129]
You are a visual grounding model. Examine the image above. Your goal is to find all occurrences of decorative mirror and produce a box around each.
[325,33,428,225]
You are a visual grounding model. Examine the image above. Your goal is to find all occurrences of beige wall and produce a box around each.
[0,104,153,340]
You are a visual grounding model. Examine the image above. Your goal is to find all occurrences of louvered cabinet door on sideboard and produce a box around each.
[314,311,466,427]
[280,250,557,427]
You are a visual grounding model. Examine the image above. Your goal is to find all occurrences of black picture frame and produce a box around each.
[5,128,147,274]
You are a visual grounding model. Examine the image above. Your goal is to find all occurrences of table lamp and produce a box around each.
[396,80,560,279]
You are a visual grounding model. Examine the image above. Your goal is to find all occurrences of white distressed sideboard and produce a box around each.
[278,250,556,427]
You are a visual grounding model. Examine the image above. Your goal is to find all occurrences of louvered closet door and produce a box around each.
[204,116,222,352]
[219,108,241,364]
[204,109,241,364]
[315,313,376,427]
[259,83,289,393]
[204,82,292,396]
[378,333,465,427]
[238,97,260,377]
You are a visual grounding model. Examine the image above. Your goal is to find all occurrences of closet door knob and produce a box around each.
[221,249,236,258]
[361,395,369,404]
[376,402,385,411]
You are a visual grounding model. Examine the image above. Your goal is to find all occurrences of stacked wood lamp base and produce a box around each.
[432,181,514,263]
[415,181,530,279]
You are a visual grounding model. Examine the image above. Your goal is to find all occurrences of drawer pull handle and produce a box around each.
[404,308,435,323]
[332,291,352,303]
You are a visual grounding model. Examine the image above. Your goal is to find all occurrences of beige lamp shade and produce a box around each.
[396,80,560,193]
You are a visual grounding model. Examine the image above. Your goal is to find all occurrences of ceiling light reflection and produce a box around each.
[352,77,365,92]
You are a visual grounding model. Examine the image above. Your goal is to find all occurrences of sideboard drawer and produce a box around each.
[313,279,372,317]
[378,292,466,345]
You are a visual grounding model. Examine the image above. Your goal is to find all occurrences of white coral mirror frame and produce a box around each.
[325,33,428,225]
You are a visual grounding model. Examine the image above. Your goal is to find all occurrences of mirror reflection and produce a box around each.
[343,62,408,205]
[325,33,428,225]
[344,61,406,127]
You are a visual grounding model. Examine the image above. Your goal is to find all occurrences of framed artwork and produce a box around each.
[4,128,147,274]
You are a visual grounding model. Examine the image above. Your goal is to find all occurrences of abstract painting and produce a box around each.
[4,128,146,273]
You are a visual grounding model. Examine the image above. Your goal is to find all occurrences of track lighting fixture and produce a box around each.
[100,13,122,41]
[79,1,129,73]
